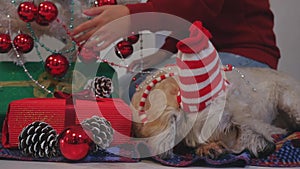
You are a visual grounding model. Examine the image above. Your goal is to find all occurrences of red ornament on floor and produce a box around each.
[58,125,93,161]
[44,54,69,78]
[36,1,58,26]
[0,33,12,53]
[17,2,38,22]
[13,33,34,53]
[115,40,133,59]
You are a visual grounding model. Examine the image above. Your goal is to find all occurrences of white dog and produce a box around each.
[130,65,300,159]
[130,20,300,159]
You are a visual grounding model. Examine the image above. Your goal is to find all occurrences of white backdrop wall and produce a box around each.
[271,0,300,81]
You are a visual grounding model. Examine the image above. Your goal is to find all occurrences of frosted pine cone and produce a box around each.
[85,76,113,98]
[18,121,59,158]
[93,76,113,98]
[81,116,114,150]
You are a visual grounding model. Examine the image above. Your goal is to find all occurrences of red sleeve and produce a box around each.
[160,36,179,54]
[126,0,224,53]
[126,0,224,23]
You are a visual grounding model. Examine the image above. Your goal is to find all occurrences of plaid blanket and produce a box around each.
[1,132,300,167]
[152,132,300,167]
[0,133,140,163]
[251,132,300,167]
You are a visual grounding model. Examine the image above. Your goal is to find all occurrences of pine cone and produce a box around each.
[18,121,59,158]
[81,116,114,150]
[92,76,113,98]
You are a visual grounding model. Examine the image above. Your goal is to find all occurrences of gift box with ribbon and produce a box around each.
[1,94,132,149]
[0,62,119,131]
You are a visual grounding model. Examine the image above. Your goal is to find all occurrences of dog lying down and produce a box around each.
[130,65,300,159]
[130,22,300,159]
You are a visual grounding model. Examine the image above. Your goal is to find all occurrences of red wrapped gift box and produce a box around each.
[2,97,132,148]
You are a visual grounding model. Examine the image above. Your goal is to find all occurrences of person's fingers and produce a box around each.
[83,6,105,16]
[74,28,97,44]
[71,11,107,37]
[91,32,117,51]
[93,40,112,51]
[71,19,97,36]
[84,35,102,48]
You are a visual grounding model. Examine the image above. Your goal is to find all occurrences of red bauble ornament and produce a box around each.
[115,40,133,59]
[127,33,139,44]
[17,2,38,22]
[78,47,99,64]
[13,33,34,53]
[94,0,117,6]
[44,54,69,78]
[36,1,58,26]
[58,125,92,161]
[0,33,12,53]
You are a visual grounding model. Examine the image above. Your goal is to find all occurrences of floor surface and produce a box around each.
[0,159,278,169]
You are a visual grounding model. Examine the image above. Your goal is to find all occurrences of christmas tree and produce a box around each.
[0,0,141,94]
[0,0,140,129]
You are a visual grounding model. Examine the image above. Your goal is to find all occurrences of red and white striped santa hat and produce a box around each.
[176,21,227,113]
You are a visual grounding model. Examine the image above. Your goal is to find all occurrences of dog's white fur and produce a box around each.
[131,66,300,158]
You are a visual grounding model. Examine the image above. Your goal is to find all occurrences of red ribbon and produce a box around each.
[54,90,97,128]
[54,90,109,127]
[54,90,105,102]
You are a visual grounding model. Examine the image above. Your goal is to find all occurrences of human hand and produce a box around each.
[127,50,173,72]
[71,5,130,50]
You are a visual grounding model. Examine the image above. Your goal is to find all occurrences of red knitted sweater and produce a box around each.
[126,0,280,69]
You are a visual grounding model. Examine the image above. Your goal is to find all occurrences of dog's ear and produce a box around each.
[130,84,169,123]
[160,79,180,108]
[146,89,167,120]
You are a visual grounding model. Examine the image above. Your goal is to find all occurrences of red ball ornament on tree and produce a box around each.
[13,33,34,53]
[45,54,69,78]
[94,0,117,6]
[17,2,38,22]
[115,40,133,59]
[58,125,93,161]
[127,33,139,44]
[78,47,99,64]
[0,33,12,53]
[36,1,58,26]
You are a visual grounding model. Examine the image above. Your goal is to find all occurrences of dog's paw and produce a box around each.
[195,141,227,159]
[246,135,276,158]
[252,141,276,158]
